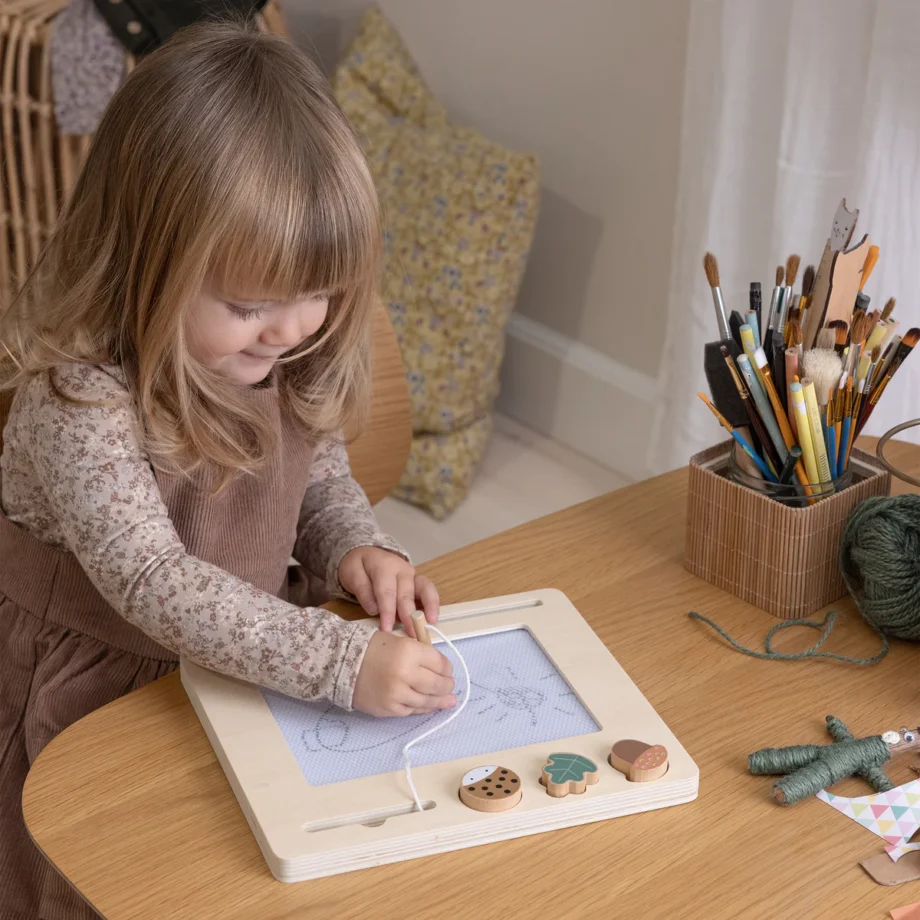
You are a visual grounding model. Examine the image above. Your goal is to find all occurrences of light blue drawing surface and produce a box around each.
[261,628,599,786]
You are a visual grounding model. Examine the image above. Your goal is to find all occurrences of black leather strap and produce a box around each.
[91,0,268,56]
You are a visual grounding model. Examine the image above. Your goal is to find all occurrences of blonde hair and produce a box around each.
[0,20,380,485]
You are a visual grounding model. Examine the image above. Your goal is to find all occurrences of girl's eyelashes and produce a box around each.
[226,302,268,321]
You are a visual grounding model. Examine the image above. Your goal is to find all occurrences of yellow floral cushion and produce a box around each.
[334,7,539,519]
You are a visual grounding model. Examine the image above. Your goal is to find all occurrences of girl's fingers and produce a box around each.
[344,565,378,619]
[369,563,399,632]
[418,644,453,678]
[396,572,417,634]
[400,687,457,712]
[416,576,440,623]
[409,667,456,699]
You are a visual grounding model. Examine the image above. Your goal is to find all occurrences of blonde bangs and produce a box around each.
[211,142,381,310]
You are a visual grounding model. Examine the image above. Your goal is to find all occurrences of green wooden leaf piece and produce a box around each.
[543,752,598,786]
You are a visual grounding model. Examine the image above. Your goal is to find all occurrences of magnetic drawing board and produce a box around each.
[261,628,599,786]
[182,589,699,882]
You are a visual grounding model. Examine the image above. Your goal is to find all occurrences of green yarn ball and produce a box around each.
[840,494,920,640]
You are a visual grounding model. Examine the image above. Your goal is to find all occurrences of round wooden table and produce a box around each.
[22,437,920,919]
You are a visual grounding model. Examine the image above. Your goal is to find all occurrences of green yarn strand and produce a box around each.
[688,611,888,665]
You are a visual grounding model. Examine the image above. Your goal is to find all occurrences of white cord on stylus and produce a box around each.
[401,625,471,811]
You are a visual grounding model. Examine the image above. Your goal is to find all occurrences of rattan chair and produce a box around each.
[0,0,288,304]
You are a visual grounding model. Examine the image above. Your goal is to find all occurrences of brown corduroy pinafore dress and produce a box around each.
[0,380,314,920]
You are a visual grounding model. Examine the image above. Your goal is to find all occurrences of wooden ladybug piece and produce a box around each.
[609,740,669,782]
[458,766,522,813]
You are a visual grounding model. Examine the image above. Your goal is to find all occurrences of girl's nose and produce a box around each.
[261,308,303,350]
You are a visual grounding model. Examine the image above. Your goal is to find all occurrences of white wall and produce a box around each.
[285,1,690,480]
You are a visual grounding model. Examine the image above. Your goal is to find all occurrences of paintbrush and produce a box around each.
[766,265,784,338]
[785,316,802,352]
[802,346,843,444]
[802,345,843,389]
[698,393,778,482]
[769,330,787,412]
[829,319,849,356]
[749,282,762,344]
[846,308,874,376]
[816,327,837,352]
[785,348,800,437]
[880,296,896,324]
[833,385,843,473]
[780,254,800,332]
[837,377,855,472]
[703,253,732,342]
[865,315,888,355]
[754,346,810,488]
[799,264,816,318]
[701,254,755,464]
[879,322,900,359]
[703,339,749,455]
[721,345,781,472]
[858,328,920,434]
[791,316,804,360]
[825,395,838,479]
[847,346,881,465]
[872,333,903,389]
[779,446,803,485]
[736,354,788,465]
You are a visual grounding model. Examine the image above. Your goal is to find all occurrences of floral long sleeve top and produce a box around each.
[0,364,405,709]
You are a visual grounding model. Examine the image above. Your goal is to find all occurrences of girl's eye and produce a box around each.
[226,303,268,321]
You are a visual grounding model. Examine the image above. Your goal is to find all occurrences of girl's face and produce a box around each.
[188,286,330,384]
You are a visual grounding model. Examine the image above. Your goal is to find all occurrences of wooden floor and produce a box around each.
[375,414,631,563]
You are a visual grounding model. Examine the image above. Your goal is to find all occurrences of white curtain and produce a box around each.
[648,0,920,475]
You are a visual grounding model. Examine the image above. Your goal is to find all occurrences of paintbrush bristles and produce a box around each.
[903,327,920,349]
[802,265,816,297]
[816,328,837,351]
[871,345,881,364]
[851,310,873,346]
[775,265,784,286]
[830,320,849,348]
[785,254,801,287]
[802,348,843,406]
[881,297,896,323]
[703,252,720,288]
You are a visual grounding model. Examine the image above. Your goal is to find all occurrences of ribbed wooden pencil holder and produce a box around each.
[685,440,891,619]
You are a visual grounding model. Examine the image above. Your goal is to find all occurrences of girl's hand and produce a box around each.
[338,547,439,636]
[353,631,456,717]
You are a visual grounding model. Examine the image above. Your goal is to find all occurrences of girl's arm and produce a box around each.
[14,366,375,709]
[293,437,409,598]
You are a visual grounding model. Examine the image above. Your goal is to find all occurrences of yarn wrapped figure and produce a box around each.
[749,715,918,805]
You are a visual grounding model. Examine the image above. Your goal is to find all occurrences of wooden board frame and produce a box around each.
[181,589,699,882]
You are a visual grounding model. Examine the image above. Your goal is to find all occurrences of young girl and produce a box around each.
[0,21,456,919]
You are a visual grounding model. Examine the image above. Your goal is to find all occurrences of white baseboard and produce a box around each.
[498,313,659,482]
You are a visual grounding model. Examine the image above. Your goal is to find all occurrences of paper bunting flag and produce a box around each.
[887,842,920,862]
[818,779,920,845]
